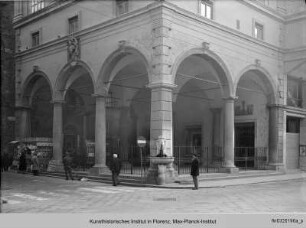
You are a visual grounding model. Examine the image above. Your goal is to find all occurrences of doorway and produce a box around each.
[235,122,255,168]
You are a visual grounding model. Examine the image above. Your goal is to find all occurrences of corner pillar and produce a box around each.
[268,105,285,171]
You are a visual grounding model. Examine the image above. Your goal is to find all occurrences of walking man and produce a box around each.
[191,153,199,190]
[63,151,74,180]
[110,154,121,186]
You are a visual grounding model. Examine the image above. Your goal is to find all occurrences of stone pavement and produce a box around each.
[1,170,306,214]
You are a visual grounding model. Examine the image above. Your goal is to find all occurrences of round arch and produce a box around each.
[21,70,53,106]
[235,65,277,104]
[171,48,234,97]
[54,60,95,101]
[96,46,151,95]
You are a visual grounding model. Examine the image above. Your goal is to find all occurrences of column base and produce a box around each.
[89,164,110,176]
[267,163,286,172]
[146,162,178,185]
[47,160,64,172]
[219,167,239,174]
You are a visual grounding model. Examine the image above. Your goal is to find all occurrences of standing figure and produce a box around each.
[31,152,39,176]
[110,154,121,186]
[63,151,74,180]
[19,149,27,173]
[190,153,199,190]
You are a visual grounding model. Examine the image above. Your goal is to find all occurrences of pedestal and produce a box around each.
[89,164,110,176]
[146,157,177,185]
[219,167,239,174]
[47,160,64,172]
[267,163,286,172]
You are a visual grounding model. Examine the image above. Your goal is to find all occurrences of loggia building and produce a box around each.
[13,0,306,176]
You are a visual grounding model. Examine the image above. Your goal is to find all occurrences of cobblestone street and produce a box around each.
[1,172,306,214]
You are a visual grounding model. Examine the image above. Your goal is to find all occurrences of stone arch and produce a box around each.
[235,65,277,104]
[21,70,53,106]
[54,60,95,101]
[96,46,151,95]
[171,48,234,98]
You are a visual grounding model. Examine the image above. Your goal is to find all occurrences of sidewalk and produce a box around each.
[159,170,306,189]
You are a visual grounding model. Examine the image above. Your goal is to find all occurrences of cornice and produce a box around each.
[13,0,75,29]
[285,10,306,23]
[15,1,161,60]
[240,0,285,22]
[162,1,283,53]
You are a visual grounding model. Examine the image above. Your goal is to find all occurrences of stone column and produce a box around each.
[268,105,285,171]
[221,97,238,173]
[146,83,177,184]
[149,83,176,157]
[90,95,109,175]
[15,106,31,139]
[211,108,221,166]
[49,100,64,171]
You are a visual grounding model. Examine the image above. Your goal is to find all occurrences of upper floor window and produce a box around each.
[200,0,213,19]
[287,76,303,108]
[68,16,79,34]
[31,0,45,13]
[32,31,40,47]
[116,0,128,16]
[286,117,300,133]
[254,22,264,40]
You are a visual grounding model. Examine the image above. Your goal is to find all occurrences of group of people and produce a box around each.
[18,147,40,176]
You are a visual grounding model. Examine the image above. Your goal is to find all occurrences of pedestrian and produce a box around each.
[63,151,74,180]
[110,154,121,186]
[3,152,10,171]
[190,153,199,190]
[18,149,27,173]
[31,152,39,176]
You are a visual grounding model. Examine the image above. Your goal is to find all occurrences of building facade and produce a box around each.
[1,1,15,158]
[13,0,306,176]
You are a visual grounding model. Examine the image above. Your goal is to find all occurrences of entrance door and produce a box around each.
[235,122,255,168]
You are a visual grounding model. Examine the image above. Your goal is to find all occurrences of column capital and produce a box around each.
[51,100,65,104]
[223,96,238,101]
[15,105,31,110]
[147,82,177,90]
[92,93,107,98]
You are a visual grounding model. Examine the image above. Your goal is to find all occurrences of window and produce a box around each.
[254,22,264,40]
[116,0,128,15]
[31,0,45,13]
[68,16,79,34]
[286,117,300,133]
[200,0,213,19]
[287,76,303,107]
[32,31,40,47]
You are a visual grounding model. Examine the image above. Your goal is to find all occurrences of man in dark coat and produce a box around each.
[110,154,121,186]
[18,149,27,173]
[63,151,74,180]
[190,153,199,190]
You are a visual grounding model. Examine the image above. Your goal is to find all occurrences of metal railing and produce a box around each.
[173,146,224,175]
[234,147,268,170]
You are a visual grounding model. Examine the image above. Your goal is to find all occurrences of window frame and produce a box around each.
[116,0,129,16]
[287,76,303,108]
[199,0,213,20]
[252,19,264,40]
[31,30,40,47]
[30,0,45,13]
[68,15,79,35]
